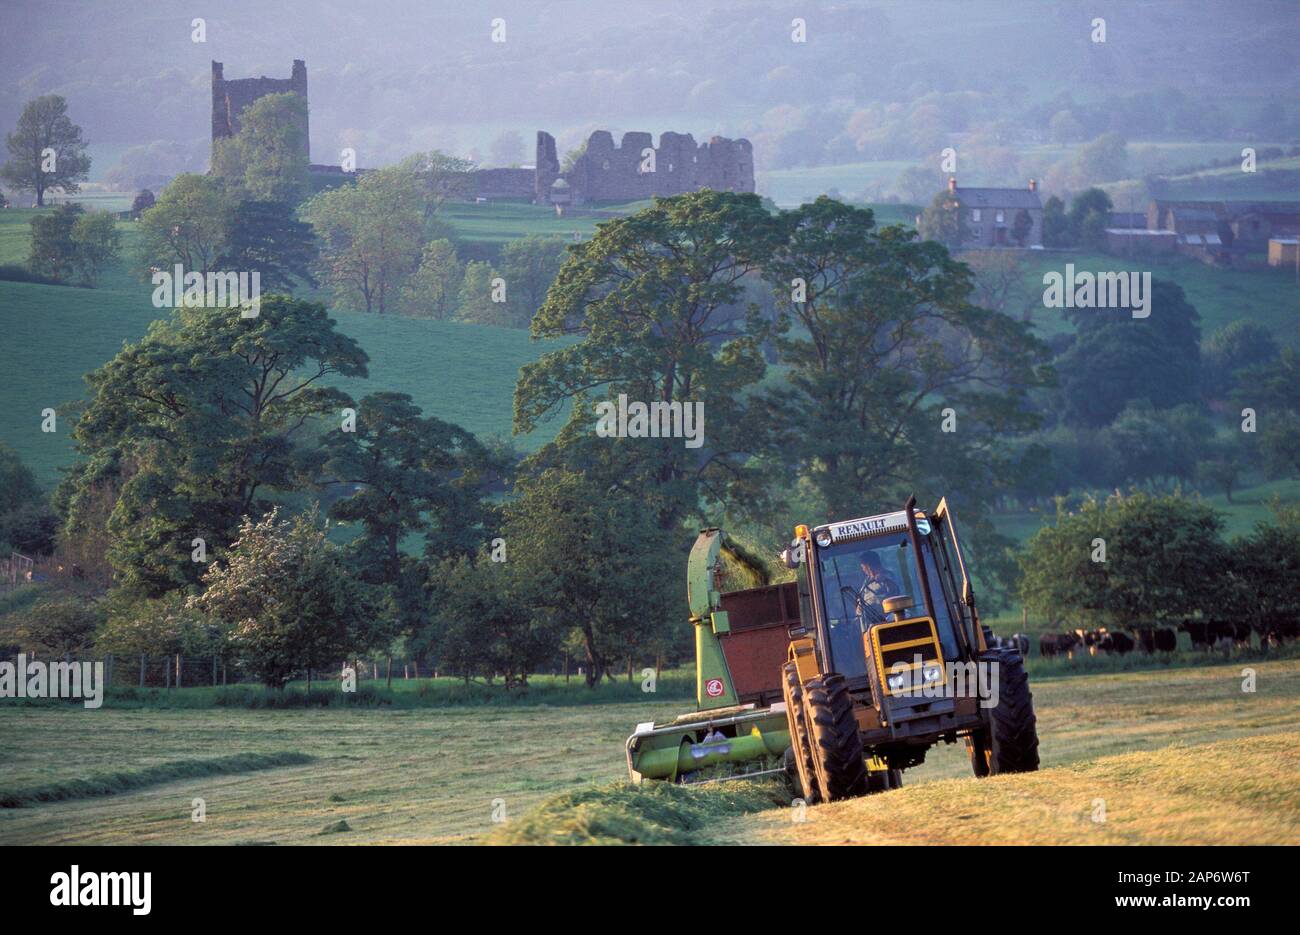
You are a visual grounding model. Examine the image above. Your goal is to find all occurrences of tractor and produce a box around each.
[626,495,1040,802]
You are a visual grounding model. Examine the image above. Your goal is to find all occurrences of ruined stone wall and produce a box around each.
[211,59,309,161]
[535,129,753,205]
[472,168,536,199]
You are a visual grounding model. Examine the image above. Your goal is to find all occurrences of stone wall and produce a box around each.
[535,129,753,205]
[211,59,309,162]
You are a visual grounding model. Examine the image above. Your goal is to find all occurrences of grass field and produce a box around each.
[1,657,1295,845]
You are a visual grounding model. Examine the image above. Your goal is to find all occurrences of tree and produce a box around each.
[456,260,507,325]
[28,204,83,281]
[429,556,559,690]
[499,235,566,328]
[1229,503,1300,646]
[761,198,1049,525]
[514,190,779,529]
[304,163,425,314]
[502,465,678,686]
[1203,319,1279,400]
[137,174,228,278]
[1019,491,1225,631]
[210,93,310,204]
[322,391,495,629]
[1,95,91,206]
[69,211,121,286]
[1233,348,1300,477]
[917,188,964,248]
[1057,279,1201,427]
[62,296,368,595]
[192,508,381,688]
[1072,132,1128,186]
[130,189,155,219]
[400,239,463,319]
[214,200,318,293]
[1067,187,1113,250]
[17,598,104,656]
[0,444,55,555]
[1041,195,1071,247]
[961,249,1025,314]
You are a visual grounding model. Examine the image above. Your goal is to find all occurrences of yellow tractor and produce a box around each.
[779,495,1039,801]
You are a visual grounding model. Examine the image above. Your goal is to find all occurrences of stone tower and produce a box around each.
[211,59,310,162]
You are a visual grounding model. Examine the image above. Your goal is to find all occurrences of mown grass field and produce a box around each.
[1,657,1295,845]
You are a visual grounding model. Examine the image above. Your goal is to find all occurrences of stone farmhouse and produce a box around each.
[945,177,1044,248]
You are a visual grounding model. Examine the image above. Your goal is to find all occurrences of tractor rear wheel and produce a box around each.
[985,649,1040,774]
[803,674,869,801]
[781,663,819,803]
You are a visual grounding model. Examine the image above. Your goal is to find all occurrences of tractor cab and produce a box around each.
[785,496,979,706]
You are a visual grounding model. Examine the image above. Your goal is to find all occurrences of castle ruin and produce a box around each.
[211,59,310,163]
[531,130,754,205]
[206,59,756,206]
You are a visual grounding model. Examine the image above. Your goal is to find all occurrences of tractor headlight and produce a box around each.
[923,666,942,682]
[887,673,907,691]
[815,530,832,547]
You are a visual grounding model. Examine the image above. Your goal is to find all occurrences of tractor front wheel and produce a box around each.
[781,663,820,803]
[803,674,869,801]
[866,767,902,793]
[984,649,1040,774]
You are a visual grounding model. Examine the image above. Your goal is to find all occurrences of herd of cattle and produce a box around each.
[1026,619,1296,659]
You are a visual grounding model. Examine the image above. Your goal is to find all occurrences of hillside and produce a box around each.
[0,277,568,487]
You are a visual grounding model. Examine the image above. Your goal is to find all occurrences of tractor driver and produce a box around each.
[857,552,900,620]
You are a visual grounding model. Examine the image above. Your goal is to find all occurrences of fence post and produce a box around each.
[176,653,182,689]
[386,656,392,689]
[139,653,146,689]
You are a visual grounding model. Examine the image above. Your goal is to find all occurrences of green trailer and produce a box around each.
[626,528,801,784]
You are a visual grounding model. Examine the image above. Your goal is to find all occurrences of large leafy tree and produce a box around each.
[1019,491,1225,631]
[499,235,567,328]
[761,198,1050,523]
[514,190,779,528]
[322,391,496,658]
[502,463,679,686]
[214,199,318,293]
[210,93,310,204]
[60,297,368,596]
[137,173,229,278]
[1,95,91,206]
[1056,279,1201,428]
[304,164,423,315]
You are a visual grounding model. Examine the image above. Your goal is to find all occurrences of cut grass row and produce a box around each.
[0,752,314,809]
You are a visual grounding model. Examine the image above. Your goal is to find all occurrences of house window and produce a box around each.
[971,209,982,222]
[995,210,1005,223]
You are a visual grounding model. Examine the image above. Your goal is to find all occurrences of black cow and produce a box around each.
[1098,631,1135,654]
[1154,627,1177,652]
[1039,632,1081,658]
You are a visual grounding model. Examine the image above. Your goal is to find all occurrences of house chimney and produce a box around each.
[948,176,957,193]
[1028,179,1037,192]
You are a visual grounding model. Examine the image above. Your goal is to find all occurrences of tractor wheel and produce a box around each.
[781,663,820,803]
[803,674,869,801]
[985,649,1040,774]
[967,730,992,778]
[866,767,902,794]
